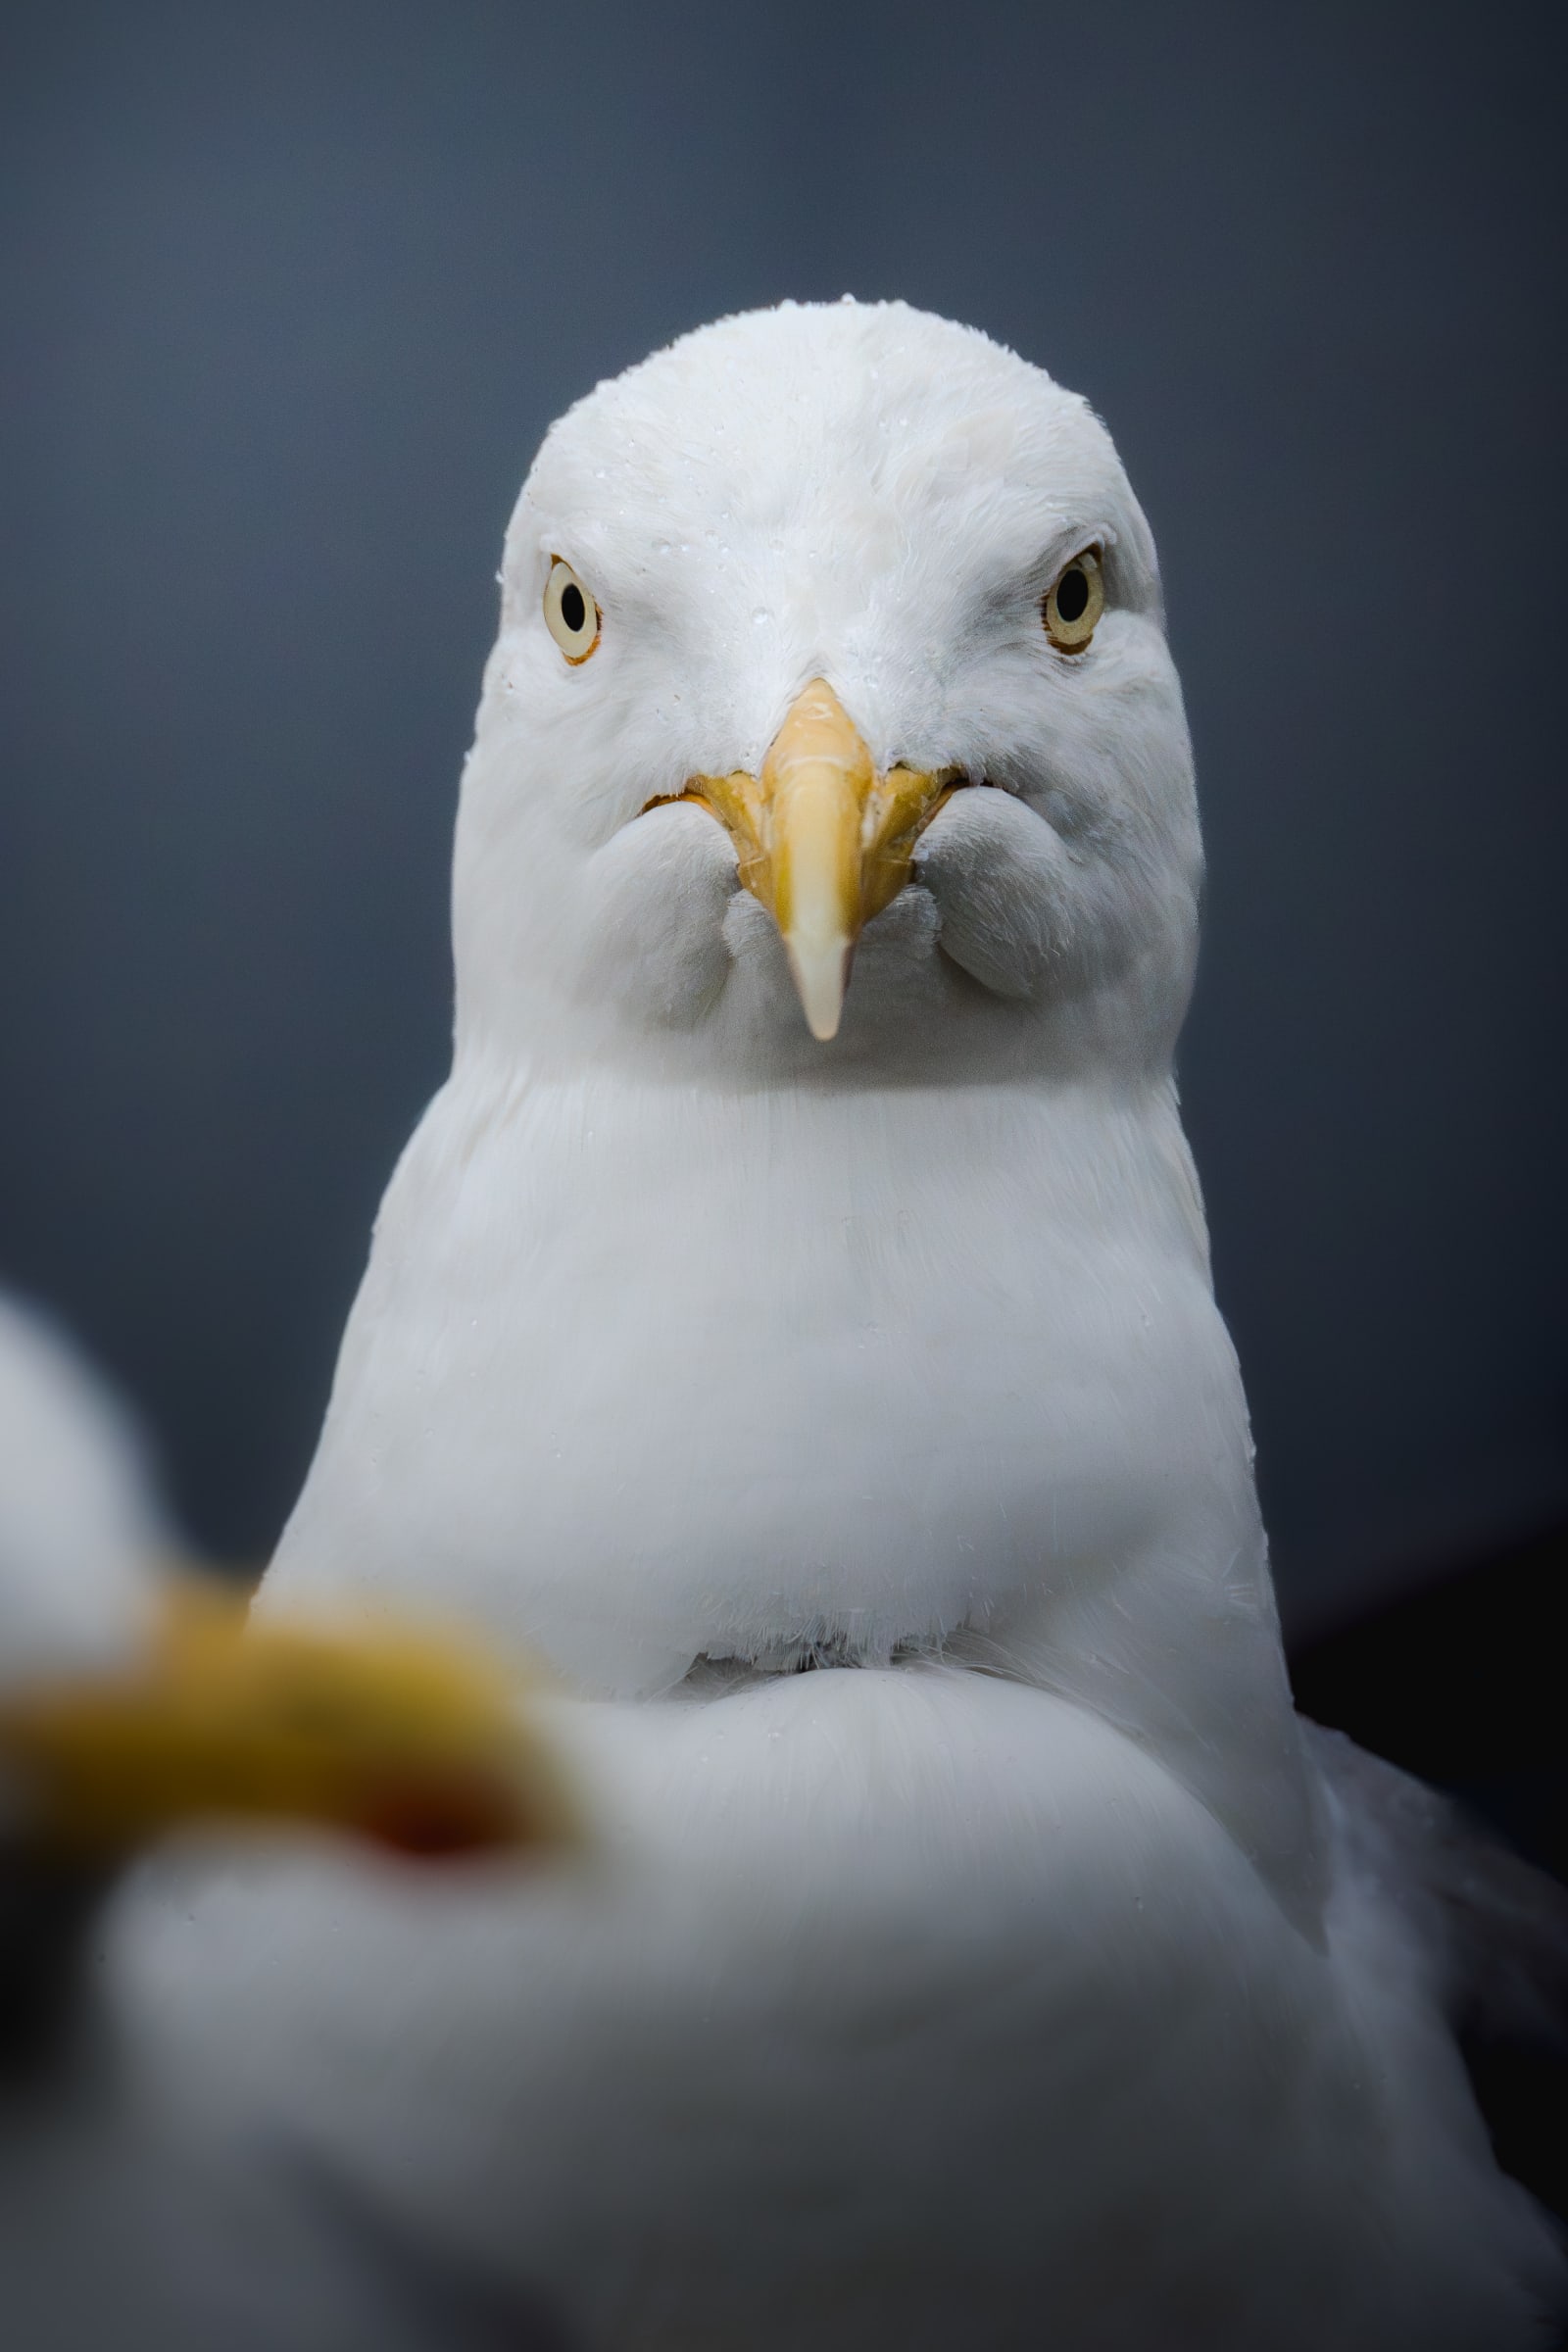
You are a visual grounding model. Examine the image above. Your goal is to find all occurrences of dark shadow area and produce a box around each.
[1292,1525,1568,2225]
[1291,1524,1568,1881]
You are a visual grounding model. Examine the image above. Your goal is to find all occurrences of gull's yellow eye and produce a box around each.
[1043,547,1103,654]
[543,559,601,663]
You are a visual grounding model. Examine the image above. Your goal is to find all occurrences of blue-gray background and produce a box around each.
[2,0,1563,1636]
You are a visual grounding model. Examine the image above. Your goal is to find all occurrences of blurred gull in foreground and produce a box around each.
[0,1294,576,2349]
[131,302,1567,2348]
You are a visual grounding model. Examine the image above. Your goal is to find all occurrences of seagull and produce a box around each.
[128,301,1568,2348]
[0,1292,577,2349]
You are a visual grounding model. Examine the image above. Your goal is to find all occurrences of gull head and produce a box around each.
[454,299,1200,1080]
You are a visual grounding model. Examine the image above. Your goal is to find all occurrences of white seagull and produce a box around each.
[0,1293,577,2349]
[127,301,1568,2350]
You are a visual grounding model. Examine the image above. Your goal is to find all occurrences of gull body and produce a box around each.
[265,300,1311,1911]
[0,1295,572,2350]
[128,1662,1564,2352]
[153,302,1566,2344]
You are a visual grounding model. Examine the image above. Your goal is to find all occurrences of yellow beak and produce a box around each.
[0,1580,579,1864]
[663,680,959,1041]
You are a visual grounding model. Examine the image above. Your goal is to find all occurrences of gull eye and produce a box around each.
[1043,547,1103,654]
[543,559,601,663]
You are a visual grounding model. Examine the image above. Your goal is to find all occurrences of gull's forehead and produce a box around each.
[512,301,1146,594]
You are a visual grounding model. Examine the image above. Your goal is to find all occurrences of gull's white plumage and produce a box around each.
[132,1665,1565,2351]
[133,301,1568,2346]
[0,1297,161,1702]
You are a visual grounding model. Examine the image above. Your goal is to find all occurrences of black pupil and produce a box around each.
[1055,565,1089,624]
[560,581,586,633]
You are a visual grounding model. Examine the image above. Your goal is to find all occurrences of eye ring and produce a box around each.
[1042,546,1103,654]
[543,558,601,663]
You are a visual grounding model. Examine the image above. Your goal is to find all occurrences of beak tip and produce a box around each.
[786,938,850,1043]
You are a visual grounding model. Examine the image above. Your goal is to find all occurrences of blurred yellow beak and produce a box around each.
[662,680,959,1041]
[0,1580,578,1863]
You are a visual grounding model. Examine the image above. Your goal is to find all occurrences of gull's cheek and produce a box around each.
[578,799,738,1027]
[915,787,1074,1001]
